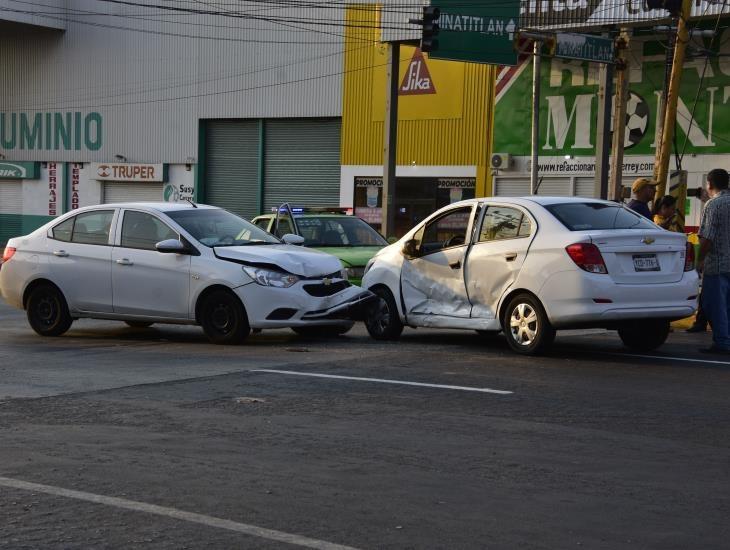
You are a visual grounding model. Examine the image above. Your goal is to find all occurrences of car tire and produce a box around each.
[26,284,73,337]
[365,287,404,341]
[502,293,555,355]
[618,319,670,351]
[292,323,354,337]
[125,321,154,328]
[200,290,250,345]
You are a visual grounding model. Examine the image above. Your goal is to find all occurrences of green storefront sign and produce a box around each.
[0,161,40,179]
[494,35,730,157]
[0,112,103,151]
[431,0,520,65]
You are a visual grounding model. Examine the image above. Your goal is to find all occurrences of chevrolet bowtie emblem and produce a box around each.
[642,237,655,245]
[323,278,332,286]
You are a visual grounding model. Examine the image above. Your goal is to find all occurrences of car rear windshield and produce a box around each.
[545,202,656,231]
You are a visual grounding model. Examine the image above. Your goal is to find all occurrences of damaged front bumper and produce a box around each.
[236,281,377,329]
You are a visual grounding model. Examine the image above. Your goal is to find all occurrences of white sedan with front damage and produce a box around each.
[362,197,699,355]
[0,203,374,343]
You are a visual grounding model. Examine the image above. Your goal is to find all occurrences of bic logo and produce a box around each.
[399,49,436,96]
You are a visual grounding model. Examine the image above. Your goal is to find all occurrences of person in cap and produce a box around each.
[697,168,730,354]
[628,177,657,220]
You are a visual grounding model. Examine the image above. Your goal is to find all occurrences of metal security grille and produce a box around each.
[0,181,22,213]
[263,118,340,212]
[0,181,23,245]
[204,120,259,219]
[103,182,163,203]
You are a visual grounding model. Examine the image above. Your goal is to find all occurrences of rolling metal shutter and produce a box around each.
[204,120,259,219]
[263,118,340,212]
[534,177,571,196]
[103,182,163,203]
[494,177,530,197]
[0,181,22,244]
[575,177,597,198]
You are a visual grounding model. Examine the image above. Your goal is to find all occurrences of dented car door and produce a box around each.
[401,205,476,323]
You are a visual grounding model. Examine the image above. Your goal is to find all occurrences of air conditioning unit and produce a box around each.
[490,153,513,170]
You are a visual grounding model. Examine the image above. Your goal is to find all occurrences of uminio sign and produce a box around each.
[0,112,102,151]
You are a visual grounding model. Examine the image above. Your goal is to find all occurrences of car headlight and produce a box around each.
[242,266,300,288]
[364,258,375,275]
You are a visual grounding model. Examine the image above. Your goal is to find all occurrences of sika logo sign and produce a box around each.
[399,49,436,96]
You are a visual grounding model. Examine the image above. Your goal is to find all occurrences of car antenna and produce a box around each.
[184,198,198,208]
[533,176,544,195]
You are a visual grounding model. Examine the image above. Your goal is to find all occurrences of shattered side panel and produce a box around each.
[401,246,472,319]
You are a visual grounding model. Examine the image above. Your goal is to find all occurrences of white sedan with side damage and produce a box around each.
[362,197,699,355]
[0,203,374,343]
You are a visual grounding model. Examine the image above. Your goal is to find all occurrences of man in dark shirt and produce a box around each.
[627,177,657,220]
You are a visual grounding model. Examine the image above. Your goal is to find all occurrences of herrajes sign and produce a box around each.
[0,161,40,179]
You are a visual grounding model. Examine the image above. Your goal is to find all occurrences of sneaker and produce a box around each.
[686,324,708,333]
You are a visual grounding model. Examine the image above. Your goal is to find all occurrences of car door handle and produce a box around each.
[449,260,462,269]
[504,252,518,262]
[116,258,134,266]
[53,250,69,257]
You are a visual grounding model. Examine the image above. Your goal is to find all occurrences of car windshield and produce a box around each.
[545,202,656,231]
[294,216,388,247]
[167,208,280,247]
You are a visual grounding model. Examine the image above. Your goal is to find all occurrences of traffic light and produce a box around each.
[646,0,682,13]
[420,6,440,53]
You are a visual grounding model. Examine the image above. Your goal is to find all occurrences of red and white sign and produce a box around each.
[71,163,81,209]
[399,49,436,96]
[90,162,164,182]
[48,162,58,216]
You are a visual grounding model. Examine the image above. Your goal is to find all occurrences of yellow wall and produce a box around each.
[341,4,497,196]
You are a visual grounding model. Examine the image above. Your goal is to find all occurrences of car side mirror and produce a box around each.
[402,239,419,258]
[156,239,187,254]
[282,233,305,245]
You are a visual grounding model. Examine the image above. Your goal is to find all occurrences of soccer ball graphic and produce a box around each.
[612,91,650,149]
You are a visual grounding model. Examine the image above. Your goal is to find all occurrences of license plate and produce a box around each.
[633,254,660,272]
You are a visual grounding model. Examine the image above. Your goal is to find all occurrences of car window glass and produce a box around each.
[167,208,279,247]
[419,206,472,255]
[546,203,655,231]
[294,216,387,247]
[51,217,74,242]
[121,211,178,250]
[254,218,270,230]
[274,217,294,237]
[71,210,114,245]
[480,206,525,242]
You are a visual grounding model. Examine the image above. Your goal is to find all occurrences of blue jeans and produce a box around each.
[702,273,730,350]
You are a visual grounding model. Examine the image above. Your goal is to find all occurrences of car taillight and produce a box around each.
[565,243,608,274]
[1,246,16,264]
[684,241,695,272]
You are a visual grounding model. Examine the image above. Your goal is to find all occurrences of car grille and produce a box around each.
[303,280,350,297]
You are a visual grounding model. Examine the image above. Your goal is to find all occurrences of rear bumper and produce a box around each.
[539,270,699,328]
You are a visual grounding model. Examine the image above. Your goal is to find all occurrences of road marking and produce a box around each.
[600,352,730,366]
[0,476,358,550]
[253,369,513,395]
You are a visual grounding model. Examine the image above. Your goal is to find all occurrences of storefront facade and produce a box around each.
[340,5,497,237]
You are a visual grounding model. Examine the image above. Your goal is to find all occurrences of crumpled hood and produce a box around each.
[214,244,343,277]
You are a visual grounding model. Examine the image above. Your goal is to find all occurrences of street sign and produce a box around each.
[429,0,520,65]
[553,33,614,64]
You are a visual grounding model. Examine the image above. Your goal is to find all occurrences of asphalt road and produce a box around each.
[0,301,728,549]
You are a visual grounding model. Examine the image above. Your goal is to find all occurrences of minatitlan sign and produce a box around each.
[0,161,40,179]
[91,162,166,182]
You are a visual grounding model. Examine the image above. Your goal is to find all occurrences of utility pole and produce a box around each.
[653,0,692,198]
[530,40,542,195]
[381,41,400,239]
[594,58,614,199]
[609,31,630,201]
